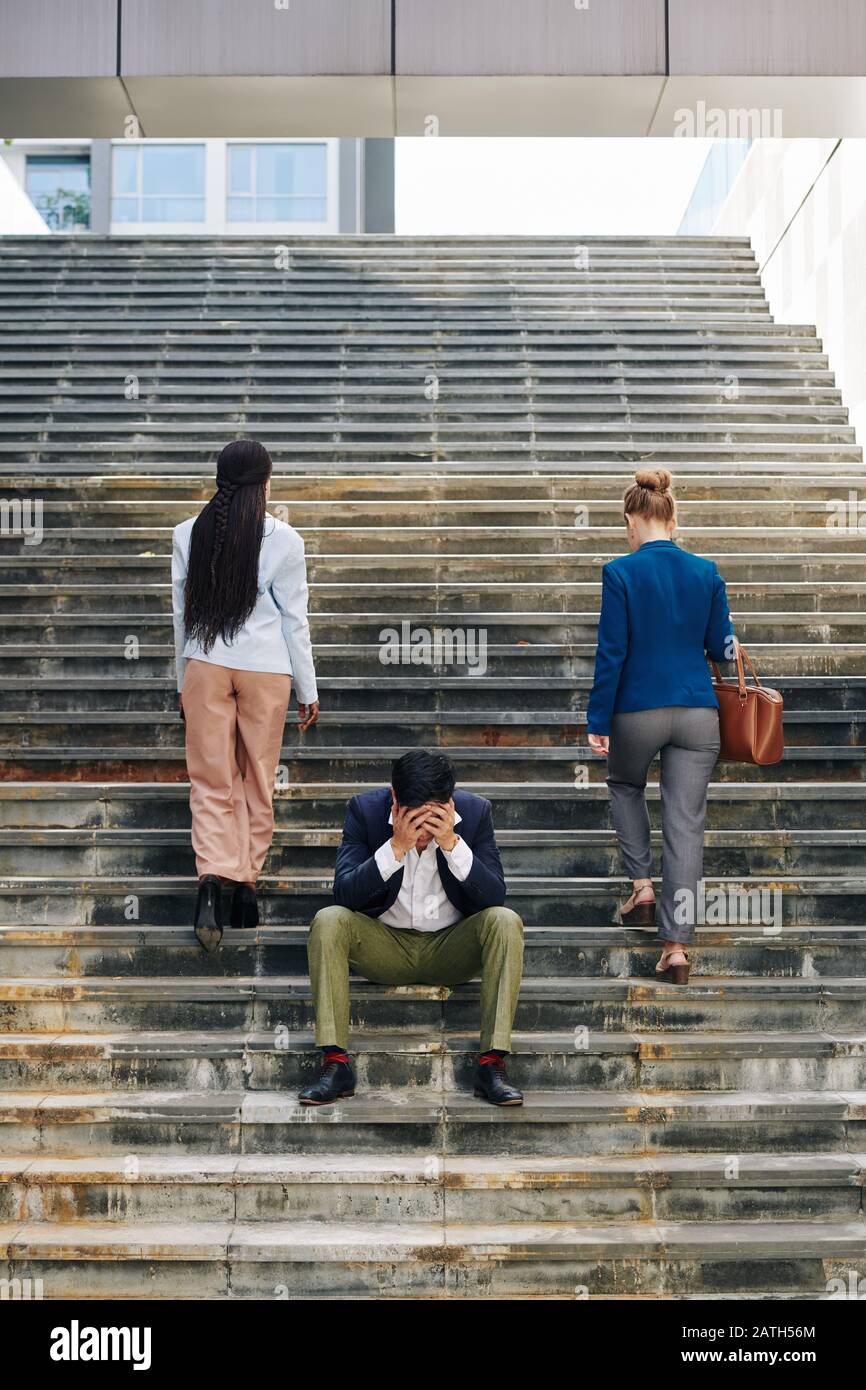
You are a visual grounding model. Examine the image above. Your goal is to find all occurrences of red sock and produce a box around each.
[323,1046,349,1064]
[478,1050,506,1066]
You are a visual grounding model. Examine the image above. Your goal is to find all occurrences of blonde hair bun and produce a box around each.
[634,468,672,494]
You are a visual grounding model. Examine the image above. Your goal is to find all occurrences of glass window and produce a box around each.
[227,145,253,195]
[111,144,205,223]
[112,145,138,195]
[26,155,91,231]
[226,143,327,223]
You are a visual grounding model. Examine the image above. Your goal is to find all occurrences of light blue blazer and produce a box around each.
[171,514,318,703]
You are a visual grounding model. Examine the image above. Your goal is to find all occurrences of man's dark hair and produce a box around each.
[391,750,456,808]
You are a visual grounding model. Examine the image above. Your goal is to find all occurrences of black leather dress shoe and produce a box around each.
[194,874,223,954]
[298,1057,356,1106]
[230,882,259,929]
[474,1057,523,1106]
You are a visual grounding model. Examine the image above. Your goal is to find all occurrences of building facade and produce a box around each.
[680,137,866,445]
[0,136,394,235]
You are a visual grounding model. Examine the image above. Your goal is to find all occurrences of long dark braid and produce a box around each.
[184,439,273,653]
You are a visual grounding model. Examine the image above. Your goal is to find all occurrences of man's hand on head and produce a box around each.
[421,798,458,853]
[390,797,430,860]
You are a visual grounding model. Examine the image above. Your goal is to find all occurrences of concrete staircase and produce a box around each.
[0,235,865,1299]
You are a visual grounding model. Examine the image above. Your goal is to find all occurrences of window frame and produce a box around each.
[110,142,207,227]
[225,141,329,227]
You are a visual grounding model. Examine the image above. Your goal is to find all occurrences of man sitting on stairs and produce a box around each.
[299,749,525,1106]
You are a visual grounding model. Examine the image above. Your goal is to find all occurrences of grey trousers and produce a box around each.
[607,706,720,944]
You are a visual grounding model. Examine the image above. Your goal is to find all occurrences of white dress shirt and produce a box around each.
[373,810,474,932]
[171,513,318,703]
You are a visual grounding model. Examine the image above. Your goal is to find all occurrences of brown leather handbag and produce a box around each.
[709,642,784,765]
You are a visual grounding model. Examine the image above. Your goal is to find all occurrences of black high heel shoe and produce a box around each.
[194,874,223,953]
[230,882,259,929]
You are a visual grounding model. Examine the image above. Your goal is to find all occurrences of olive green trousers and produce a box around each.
[307,903,524,1052]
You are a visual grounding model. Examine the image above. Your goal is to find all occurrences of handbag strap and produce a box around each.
[709,638,759,699]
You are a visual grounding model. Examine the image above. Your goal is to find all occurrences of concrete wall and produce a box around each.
[713,138,866,443]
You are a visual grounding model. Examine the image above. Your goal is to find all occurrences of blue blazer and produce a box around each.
[333,786,507,918]
[586,540,735,736]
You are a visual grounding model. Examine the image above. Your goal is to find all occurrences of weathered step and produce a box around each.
[0,873,864,927]
[13,406,851,432]
[1,1152,863,1226]
[1,1216,861,1299]
[0,701,859,755]
[7,553,866,588]
[4,471,861,507]
[6,489,861,528]
[4,612,866,653]
[3,1025,866,1097]
[2,1086,866,1157]
[0,781,860,833]
[1,741,861,784]
[11,580,866,620]
[0,674,862,715]
[4,919,866,979]
[1,825,862,880]
[4,443,859,467]
[3,974,865,1036]
[8,524,864,559]
[3,458,860,479]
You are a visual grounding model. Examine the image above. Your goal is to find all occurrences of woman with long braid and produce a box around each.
[171,440,319,951]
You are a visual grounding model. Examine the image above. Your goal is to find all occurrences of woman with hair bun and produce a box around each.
[586,468,734,983]
[171,439,319,951]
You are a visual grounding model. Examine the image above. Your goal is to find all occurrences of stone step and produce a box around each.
[1,1084,865,1157]
[0,707,857,758]
[0,364,837,391]
[2,414,853,437]
[2,674,859,714]
[4,458,856,478]
[4,444,859,465]
[7,582,866,619]
[2,1216,860,1299]
[5,470,858,499]
[1,867,866,922]
[0,261,762,278]
[0,337,828,359]
[2,973,865,1035]
[3,920,866,979]
[0,336,827,362]
[9,555,865,590]
[8,499,859,530]
[4,613,865,651]
[5,408,850,433]
[2,637,863,674]
[0,873,861,927]
[0,287,771,305]
[1,1152,861,1227]
[7,529,865,561]
[4,1025,866,1096]
[0,231,755,246]
[0,318,800,337]
[0,780,858,831]
[0,823,861,878]
[1,382,844,408]
[1,744,861,784]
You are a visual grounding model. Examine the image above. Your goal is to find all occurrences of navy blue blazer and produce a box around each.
[586,540,735,736]
[332,786,507,918]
